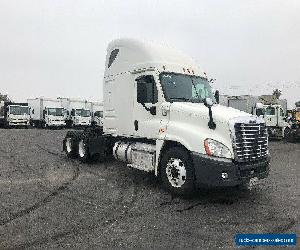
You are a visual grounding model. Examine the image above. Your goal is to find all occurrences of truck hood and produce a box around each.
[170,102,251,125]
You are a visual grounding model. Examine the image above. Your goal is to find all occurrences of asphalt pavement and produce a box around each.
[0,129,298,249]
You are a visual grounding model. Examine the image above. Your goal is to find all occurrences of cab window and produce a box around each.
[265,107,275,115]
[136,75,158,104]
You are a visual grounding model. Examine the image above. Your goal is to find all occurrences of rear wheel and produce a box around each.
[160,147,195,196]
[78,137,90,162]
[284,127,295,142]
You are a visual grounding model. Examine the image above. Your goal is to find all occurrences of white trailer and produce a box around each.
[59,98,92,127]
[90,101,103,127]
[28,97,66,128]
[0,101,30,128]
[63,39,270,195]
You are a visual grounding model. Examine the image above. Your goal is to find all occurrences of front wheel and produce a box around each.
[63,132,78,158]
[160,147,195,196]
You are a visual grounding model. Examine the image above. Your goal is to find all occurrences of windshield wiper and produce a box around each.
[169,97,191,102]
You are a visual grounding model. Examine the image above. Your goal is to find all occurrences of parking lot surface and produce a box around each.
[0,129,299,249]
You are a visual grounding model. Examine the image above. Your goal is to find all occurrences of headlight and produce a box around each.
[204,138,232,159]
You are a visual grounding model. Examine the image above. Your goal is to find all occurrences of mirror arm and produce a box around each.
[208,107,216,129]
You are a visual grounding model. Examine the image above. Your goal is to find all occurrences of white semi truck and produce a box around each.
[90,101,103,127]
[28,97,66,128]
[63,39,270,195]
[220,95,288,139]
[60,98,92,127]
[0,101,30,128]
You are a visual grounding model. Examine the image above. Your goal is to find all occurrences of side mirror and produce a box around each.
[150,106,156,115]
[32,109,35,114]
[214,90,220,104]
[256,109,265,117]
[204,98,213,108]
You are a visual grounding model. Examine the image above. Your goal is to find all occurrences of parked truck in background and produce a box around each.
[59,98,92,128]
[220,95,288,139]
[0,101,30,128]
[90,101,103,127]
[285,103,300,142]
[63,39,270,195]
[28,97,66,128]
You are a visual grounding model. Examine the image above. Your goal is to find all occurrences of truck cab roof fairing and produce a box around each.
[104,38,204,77]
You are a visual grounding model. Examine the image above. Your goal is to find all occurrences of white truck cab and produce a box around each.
[28,98,66,128]
[262,104,288,137]
[91,101,103,127]
[60,98,92,127]
[63,39,270,195]
[0,102,30,128]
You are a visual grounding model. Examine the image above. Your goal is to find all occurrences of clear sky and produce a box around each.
[0,0,299,108]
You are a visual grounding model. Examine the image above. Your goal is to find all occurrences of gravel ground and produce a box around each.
[0,129,299,249]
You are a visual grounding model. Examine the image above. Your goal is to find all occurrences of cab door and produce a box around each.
[277,107,288,127]
[264,106,276,127]
[133,72,169,139]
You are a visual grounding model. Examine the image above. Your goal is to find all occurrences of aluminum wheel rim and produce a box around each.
[166,158,187,187]
[66,138,72,153]
[78,140,86,158]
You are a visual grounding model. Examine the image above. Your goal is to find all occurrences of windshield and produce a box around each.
[75,109,91,117]
[9,105,29,115]
[94,111,103,118]
[265,107,275,115]
[47,108,63,116]
[160,73,214,103]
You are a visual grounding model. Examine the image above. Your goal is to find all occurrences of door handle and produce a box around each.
[134,120,138,131]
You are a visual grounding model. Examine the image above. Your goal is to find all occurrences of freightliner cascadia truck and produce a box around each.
[63,39,270,195]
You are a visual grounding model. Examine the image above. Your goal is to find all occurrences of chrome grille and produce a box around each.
[233,122,268,162]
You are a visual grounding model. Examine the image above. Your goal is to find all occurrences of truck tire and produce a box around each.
[160,147,195,196]
[63,132,78,158]
[284,127,295,142]
[78,137,91,163]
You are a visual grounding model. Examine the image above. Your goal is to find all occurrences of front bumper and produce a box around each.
[74,122,91,126]
[9,120,29,126]
[191,152,270,188]
[48,122,66,127]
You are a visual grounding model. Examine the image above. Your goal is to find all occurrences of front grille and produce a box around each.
[233,122,268,162]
